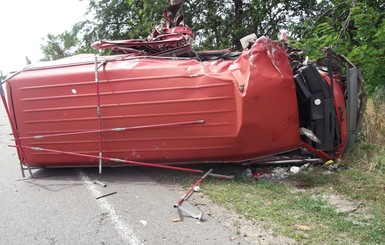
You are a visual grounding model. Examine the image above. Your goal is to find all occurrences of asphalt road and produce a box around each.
[0,103,250,245]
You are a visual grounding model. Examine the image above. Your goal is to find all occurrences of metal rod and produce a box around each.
[175,168,213,207]
[96,192,117,200]
[1,70,21,85]
[27,166,33,178]
[19,162,26,178]
[206,172,234,180]
[12,145,207,174]
[0,86,29,177]
[94,55,104,174]
[1,64,34,85]
[17,120,205,140]
[301,141,332,161]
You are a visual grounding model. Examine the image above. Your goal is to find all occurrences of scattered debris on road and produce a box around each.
[94,180,107,187]
[96,192,117,200]
[139,220,147,226]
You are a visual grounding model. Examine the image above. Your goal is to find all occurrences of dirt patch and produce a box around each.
[323,194,362,213]
[187,189,297,245]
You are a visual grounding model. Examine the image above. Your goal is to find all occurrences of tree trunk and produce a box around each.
[233,0,243,50]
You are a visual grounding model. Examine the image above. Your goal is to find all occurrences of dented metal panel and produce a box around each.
[6,38,300,167]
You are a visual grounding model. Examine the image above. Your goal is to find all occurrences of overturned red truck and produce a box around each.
[1,10,365,173]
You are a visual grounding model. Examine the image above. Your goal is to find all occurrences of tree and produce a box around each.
[183,0,321,50]
[41,0,323,55]
[77,0,168,53]
[40,22,84,61]
[291,0,385,93]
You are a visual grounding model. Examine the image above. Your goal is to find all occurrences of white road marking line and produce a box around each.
[78,170,141,245]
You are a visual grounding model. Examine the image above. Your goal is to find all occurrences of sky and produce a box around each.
[0,0,88,75]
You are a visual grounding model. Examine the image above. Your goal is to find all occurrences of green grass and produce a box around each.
[201,168,384,244]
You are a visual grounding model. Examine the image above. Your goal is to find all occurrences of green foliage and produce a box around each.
[77,0,168,53]
[291,0,385,93]
[183,0,320,50]
[40,22,84,61]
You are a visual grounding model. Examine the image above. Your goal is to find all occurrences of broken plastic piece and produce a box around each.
[290,166,300,174]
[324,160,334,166]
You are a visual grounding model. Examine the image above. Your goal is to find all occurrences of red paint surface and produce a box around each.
[7,38,301,167]
[320,72,347,157]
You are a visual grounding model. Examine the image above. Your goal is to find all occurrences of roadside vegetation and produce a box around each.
[200,97,385,244]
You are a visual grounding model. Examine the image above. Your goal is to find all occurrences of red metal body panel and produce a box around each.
[320,72,348,156]
[6,38,301,167]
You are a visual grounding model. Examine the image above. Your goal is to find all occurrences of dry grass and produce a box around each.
[345,96,385,172]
